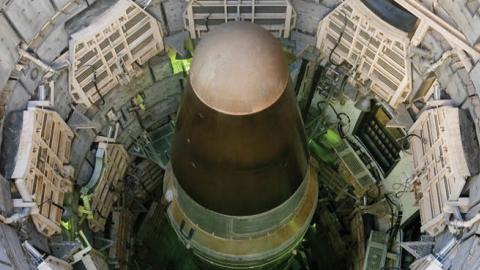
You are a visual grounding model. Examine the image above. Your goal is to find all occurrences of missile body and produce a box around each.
[163,22,318,269]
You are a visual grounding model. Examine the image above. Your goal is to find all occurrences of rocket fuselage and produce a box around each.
[171,79,308,216]
[163,22,318,269]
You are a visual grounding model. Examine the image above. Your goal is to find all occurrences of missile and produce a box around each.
[163,21,318,269]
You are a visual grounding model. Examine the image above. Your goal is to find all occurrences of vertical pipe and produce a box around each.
[302,65,323,121]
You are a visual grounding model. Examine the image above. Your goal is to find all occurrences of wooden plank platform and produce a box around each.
[316,0,412,108]
[131,160,163,200]
[68,0,164,108]
[11,107,74,237]
[184,0,296,39]
[109,209,134,270]
[409,105,479,236]
[88,142,129,232]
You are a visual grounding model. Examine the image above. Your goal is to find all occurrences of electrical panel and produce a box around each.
[333,139,376,189]
[363,231,388,270]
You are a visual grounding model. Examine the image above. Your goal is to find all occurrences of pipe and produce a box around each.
[81,148,105,194]
[17,43,57,76]
[460,223,478,241]
[51,60,70,71]
[13,200,36,208]
[424,50,454,74]
[451,205,463,222]
[38,85,47,101]
[448,213,480,229]
[107,126,114,138]
[0,208,31,224]
[433,83,442,100]
[444,203,480,235]
[434,237,457,262]
[22,241,44,266]
[141,0,152,8]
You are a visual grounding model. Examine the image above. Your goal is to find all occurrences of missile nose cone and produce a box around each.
[189,22,289,115]
[164,22,319,268]
[170,22,308,216]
